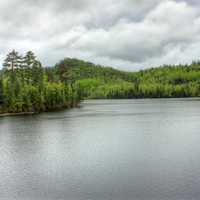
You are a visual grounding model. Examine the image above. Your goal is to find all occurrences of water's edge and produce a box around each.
[0,97,199,117]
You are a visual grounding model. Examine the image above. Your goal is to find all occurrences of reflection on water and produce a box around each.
[0,99,200,200]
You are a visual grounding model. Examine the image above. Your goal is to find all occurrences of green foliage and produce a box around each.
[54,58,133,82]
[3,50,21,72]
[54,58,200,99]
[0,78,4,105]
[1,53,200,114]
[45,82,66,109]
[0,52,81,114]
[76,79,135,99]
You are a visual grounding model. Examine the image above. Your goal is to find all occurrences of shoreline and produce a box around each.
[0,102,81,117]
[0,112,36,117]
[0,97,199,117]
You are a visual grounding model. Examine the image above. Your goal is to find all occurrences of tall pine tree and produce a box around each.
[3,50,21,72]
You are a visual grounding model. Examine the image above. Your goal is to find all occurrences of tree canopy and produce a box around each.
[1,51,200,114]
[0,51,80,114]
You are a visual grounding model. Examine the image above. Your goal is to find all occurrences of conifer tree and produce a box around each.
[24,51,36,68]
[3,50,21,72]
[23,51,37,83]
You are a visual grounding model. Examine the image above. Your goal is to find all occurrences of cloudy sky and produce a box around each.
[0,0,200,71]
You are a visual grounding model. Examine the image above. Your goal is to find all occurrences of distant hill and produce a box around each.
[46,58,200,99]
[46,58,134,82]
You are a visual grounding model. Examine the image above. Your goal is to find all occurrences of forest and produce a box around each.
[48,58,200,99]
[0,50,200,114]
[0,50,80,114]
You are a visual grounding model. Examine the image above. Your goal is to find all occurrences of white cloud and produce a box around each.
[0,0,199,70]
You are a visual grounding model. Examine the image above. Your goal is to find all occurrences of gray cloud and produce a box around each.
[0,0,199,70]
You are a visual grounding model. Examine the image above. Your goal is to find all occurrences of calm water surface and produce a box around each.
[0,99,200,200]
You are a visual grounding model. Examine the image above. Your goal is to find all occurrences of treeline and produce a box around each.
[0,51,80,114]
[130,63,200,98]
[49,58,200,99]
[45,58,135,99]
[1,53,200,114]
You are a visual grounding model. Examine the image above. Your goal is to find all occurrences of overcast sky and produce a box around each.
[0,0,200,71]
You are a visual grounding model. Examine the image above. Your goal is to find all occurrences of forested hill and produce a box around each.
[0,50,200,114]
[48,58,200,99]
[46,58,134,82]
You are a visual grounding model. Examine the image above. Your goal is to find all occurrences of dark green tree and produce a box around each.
[3,50,21,73]
[24,51,36,67]
[23,51,37,83]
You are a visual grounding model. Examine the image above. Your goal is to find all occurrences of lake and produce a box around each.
[0,99,200,200]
